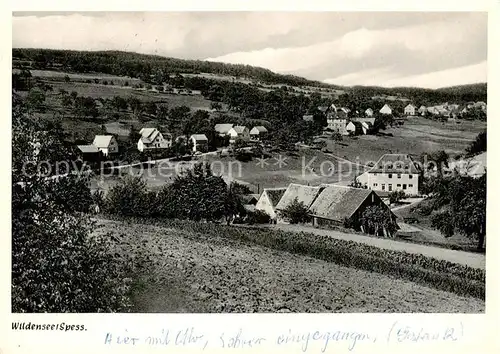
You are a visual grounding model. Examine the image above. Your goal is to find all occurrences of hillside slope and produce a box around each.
[13,48,487,103]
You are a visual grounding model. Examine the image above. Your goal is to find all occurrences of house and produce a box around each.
[255,187,287,221]
[92,135,119,156]
[214,123,234,137]
[77,145,102,163]
[346,121,363,135]
[379,104,392,115]
[137,128,172,152]
[326,118,349,135]
[241,194,260,206]
[275,183,323,223]
[427,107,440,116]
[446,152,486,178]
[474,101,487,111]
[363,154,420,196]
[190,134,208,153]
[360,121,373,135]
[365,108,374,117]
[249,126,268,140]
[337,107,350,119]
[302,115,314,122]
[418,105,427,115]
[308,185,398,236]
[404,104,416,116]
[228,126,250,143]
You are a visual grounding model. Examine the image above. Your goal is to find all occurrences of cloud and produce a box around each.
[12,12,487,87]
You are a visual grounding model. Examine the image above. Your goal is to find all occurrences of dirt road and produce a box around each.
[271,224,485,269]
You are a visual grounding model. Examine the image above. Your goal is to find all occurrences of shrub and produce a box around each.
[388,190,406,204]
[246,210,271,224]
[280,197,311,224]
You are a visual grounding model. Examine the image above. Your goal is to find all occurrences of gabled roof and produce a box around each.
[351,117,376,125]
[139,128,160,143]
[263,188,287,207]
[77,145,99,153]
[365,108,373,112]
[275,183,322,211]
[318,106,329,112]
[309,185,374,221]
[368,154,420,174]
[92,135,114,148]
[250,126,268,134]
[214,123,234,134]
[404,103,416,109]
[232,126,248,134]
[190,134,208,141]
[379,104,392,112]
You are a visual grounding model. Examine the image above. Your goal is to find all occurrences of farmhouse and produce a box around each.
[308,185,398,236]
[364,154,420,196]
[404,104,416,116]
[214,123,234,137]
[249,126,268,140]
[364,108,374,117]
[351,117,375,134]
[275,183,323,223]
[228,126,250,143]
[92,135,118,156]
[326,118,349,135]
[190,134,208,153]
[255,187,287,221]
[379,104,392,115]
[346,121,363,135]
[418,105,427,115]
[137,128,172,152]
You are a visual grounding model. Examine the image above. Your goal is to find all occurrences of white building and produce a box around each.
[228,126,250,143]
[404,104,416,116]
[365,108,374,117]
[379,104,392,115]
[249,126,268,140]
[190,134,209,153]
[255,187,287,221]
[137,128,172,152]
[361,154,420,196]
[92,135,119,156]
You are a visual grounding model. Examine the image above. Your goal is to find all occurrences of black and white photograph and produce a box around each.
[11,11,487,314]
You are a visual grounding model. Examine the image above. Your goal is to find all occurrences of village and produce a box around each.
[11,40,487,313]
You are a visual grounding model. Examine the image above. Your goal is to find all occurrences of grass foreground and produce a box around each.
[94,216,485,313]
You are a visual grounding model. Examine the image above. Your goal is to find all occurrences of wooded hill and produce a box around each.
[13,48,487,104]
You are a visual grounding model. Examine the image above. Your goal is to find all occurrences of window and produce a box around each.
[373,173,377,176]
[397,173,401,178]
[388,174,393,178]
[409,184,413,188]
[403,184,407,190]
[381,184,385,191]
[409,175,413,179]
[373,183,378,187]
[397,184,401,187]
[388,184,393,191]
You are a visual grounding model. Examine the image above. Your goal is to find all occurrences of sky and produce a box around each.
[12,12,487,88]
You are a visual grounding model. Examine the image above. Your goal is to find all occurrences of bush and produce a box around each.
[280,197,311,224]
[388,190,406,204]
[246,210,271,224]
[104,176,152,216]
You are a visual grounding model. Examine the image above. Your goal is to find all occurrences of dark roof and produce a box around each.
[264,187,287,207]
[368,154,420,174]
[309,185,373,221]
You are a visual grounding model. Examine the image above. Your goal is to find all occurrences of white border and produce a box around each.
[2,1,499,353]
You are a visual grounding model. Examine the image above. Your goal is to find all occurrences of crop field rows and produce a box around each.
[95,218,485,313]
